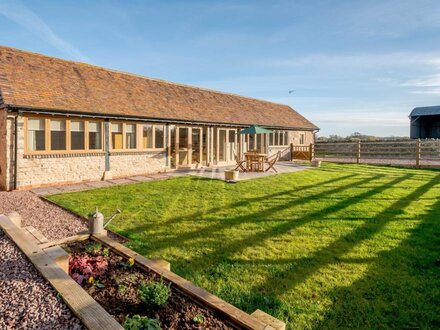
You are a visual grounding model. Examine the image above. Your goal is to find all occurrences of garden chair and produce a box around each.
[234,154,247,172]
[265,151,281,173]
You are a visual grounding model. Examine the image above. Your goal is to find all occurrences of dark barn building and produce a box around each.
[410,106,440,139]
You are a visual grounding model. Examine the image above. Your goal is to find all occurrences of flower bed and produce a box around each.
[64,240,235,329]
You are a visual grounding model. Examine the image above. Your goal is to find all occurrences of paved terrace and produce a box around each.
[31,161,310,196]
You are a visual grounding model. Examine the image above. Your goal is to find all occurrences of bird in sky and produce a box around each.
[288,90,296,94]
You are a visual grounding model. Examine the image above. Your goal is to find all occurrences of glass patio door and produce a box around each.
[218,129,236,163]
[192,128,201,165]
[178,127,189,166]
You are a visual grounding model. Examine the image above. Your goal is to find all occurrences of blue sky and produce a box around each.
[1,0,440,136]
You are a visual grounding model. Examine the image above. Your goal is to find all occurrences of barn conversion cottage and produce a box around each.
[0,46,318,190]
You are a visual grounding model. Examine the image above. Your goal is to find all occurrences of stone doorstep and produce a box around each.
[107,178,136,185]
[147,174,170,179]
[129,176,154,182]
[57,183,89,192]
[44,245,70,273]
[251,310,286,330]
[31,187,60,196]
[85,181,113,188]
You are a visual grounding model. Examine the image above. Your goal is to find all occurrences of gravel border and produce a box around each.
[0,229,84,329]
[0,191,87,240]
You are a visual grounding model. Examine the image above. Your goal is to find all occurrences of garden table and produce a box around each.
[244,152,266,172]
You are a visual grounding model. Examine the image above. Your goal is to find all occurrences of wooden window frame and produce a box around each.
[125,123,137,150]
[268,130,289,147]
[24,115,104,155]
[109,121,166,152]
[88,120,103,151]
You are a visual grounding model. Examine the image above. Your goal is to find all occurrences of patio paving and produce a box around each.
[181,161,310,181]
[31,161,311,196]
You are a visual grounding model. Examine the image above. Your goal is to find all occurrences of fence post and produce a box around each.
[356,140,361,164]
[290,143,294,161]
[416,139,421,168]
[309,143,314,161]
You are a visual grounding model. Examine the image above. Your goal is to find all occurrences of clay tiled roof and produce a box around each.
[0,46,317,130]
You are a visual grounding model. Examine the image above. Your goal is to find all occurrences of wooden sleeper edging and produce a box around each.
[92,233,277,330]
[0,214,123,330]
[0,212,283,329]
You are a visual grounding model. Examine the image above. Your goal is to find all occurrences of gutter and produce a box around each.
[6,105,318,132]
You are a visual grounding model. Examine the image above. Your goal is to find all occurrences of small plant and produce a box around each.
[123,315,161,330]
[121,257,135,270]
[69,255,109,285]
[193,314,205,324]
[84,241,102,254]
[138,278,171,308]
[102,247,110,257]
[118,284,127,295]
[88,276,105,289]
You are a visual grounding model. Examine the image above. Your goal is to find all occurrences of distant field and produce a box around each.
[48,163,440,329]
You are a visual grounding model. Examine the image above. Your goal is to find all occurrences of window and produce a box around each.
[269,131,288,146]
[299,133,305,145]
[71,120,85,150]
[26,117,105,153]
[27,118,45,151]
[126,124,136,149]
[89,121,102,150]
[142,124,153,149]
[112,123,123,149]
[155,125,164,148]
[51,119,66,150]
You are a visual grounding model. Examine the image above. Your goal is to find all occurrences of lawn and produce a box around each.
[48,163,440,329]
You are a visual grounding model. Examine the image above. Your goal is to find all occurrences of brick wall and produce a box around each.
[13,116,167,190]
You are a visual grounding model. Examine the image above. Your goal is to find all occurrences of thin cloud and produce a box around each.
[264,52,440,69]
[402,74,440,94]
[410,89,440,95]
[402,74,440,87]
[0,0,91,63]
[310,111,409,127]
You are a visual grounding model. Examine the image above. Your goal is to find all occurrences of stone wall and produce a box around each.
[2,114,315,190]
[267,130,314,160]
[13,116,167,190]
[0,110,7,190]
[289,130,314,146]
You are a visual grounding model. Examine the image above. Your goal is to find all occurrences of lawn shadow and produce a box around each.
[234,173,440,325]
[310,192,440,329]
[128,173,379,257]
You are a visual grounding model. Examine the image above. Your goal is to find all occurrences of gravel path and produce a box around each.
[0,191,87,240]
[0,229,84,329]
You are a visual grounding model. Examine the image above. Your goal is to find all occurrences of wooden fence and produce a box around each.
[313,139,440,167]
